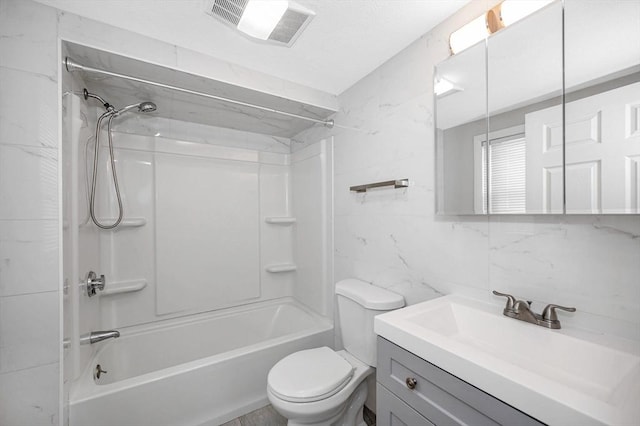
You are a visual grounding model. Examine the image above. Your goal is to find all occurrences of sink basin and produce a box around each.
[374,295,640,426]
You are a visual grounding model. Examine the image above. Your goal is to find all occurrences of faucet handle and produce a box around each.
[542,304,576,322]
[513,299,532,312]
[492,290,516,311]
[86,271,106,297]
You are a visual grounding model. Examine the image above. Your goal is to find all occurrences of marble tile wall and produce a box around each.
[0,0,61,424]
[293,0,640,341]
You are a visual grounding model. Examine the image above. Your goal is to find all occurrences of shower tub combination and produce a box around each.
[63,43,335,426]
[70,298,333,426]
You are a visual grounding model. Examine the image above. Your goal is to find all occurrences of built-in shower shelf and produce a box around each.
[265,217,297,225]
[101,279,147,296]
[84,218,147,228]
[265,264,297,273]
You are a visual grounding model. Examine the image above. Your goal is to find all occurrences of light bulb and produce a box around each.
[449,14,489,54]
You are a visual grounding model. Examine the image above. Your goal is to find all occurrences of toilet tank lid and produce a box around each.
[335,279,405,310]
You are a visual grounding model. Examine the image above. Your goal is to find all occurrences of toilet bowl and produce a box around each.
[267,349,372,426]
[267,279,405,426]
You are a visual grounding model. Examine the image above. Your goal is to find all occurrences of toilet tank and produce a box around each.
[336,279,405,367]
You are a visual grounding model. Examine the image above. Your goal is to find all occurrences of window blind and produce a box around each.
[482,135,526,213]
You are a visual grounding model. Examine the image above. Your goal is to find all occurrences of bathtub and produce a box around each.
[69,298,333,426]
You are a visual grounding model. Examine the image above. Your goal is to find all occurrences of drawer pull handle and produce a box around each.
[406,377,417,390]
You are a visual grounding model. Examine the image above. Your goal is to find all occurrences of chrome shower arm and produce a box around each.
[83,88,114,111]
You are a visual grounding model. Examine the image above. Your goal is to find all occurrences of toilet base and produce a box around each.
[284,380,368,426]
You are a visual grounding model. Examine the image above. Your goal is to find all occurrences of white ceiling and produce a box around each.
[36,0,469,95]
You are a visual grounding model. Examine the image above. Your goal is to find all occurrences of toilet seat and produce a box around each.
[268,347,354,403]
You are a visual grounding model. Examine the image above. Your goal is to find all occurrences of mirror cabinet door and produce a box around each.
[435,41,487,215]
[435,0,639,215]
[486,0,563,214]
[564,0,640,214]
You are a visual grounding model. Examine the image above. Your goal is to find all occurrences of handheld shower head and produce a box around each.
[138,102,157,113]
[81,88,156,116]
[115,101,157,116]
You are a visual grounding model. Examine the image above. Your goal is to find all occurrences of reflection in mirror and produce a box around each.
[564,0,640,214]
[486,0,563,214]
[436,1,563,215]
[435,41,487,215]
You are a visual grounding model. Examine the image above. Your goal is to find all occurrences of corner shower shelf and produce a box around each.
[265,217,297,225]
[265,264,297,273]
[101,279,147,296]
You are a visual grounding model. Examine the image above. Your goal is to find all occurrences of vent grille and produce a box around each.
[211,0,248,26]
[209,0,314,47]
[268,9,309,44]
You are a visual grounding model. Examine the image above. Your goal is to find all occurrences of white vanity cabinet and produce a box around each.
[376,337,545,426]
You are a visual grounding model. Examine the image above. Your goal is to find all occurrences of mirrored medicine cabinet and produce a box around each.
[435,0,640,215]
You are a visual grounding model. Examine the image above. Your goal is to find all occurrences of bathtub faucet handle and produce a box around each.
[86,271,105,297]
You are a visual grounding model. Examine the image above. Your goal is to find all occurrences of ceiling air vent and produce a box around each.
[210,0,315,47]
[211,0,247,26]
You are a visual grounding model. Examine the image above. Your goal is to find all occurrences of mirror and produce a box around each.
[435,41,487,215]
[436,0,563,215]
[436,0,640,215]
[563,0,640,214]
[487,1,563,214]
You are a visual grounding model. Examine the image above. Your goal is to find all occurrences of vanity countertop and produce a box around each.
[374,295,640,426]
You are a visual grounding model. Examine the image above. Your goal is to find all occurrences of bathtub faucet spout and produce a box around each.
[80,330,120,345]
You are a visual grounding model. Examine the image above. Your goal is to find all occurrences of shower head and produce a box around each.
[115,101,157,116]
[82,87,157,116]
[138,102,157,113]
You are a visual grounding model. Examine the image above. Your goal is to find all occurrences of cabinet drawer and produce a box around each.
[377,383,434,426]
[377,337,544,426]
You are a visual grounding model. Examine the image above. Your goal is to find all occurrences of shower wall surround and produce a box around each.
[292,140,334,317]
[293,0,640,340]
[61,51,335,426]
[92,128,295,329]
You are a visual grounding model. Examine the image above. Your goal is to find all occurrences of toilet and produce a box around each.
[267,279,405,426]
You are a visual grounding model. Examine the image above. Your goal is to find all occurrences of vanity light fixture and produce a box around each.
[449,0,555,54]
[434,77,462,98]
[210,0,315,47]
[449,13,491,55]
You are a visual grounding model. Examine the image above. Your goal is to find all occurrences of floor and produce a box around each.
[220,405,286,426]
[222,405,376,426]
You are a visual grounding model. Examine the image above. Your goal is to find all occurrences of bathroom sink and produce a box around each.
[374,295,640,426]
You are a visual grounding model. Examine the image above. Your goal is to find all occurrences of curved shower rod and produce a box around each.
[64,57,334,128]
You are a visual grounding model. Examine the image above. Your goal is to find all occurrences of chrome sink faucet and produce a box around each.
[493,290,576,329]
